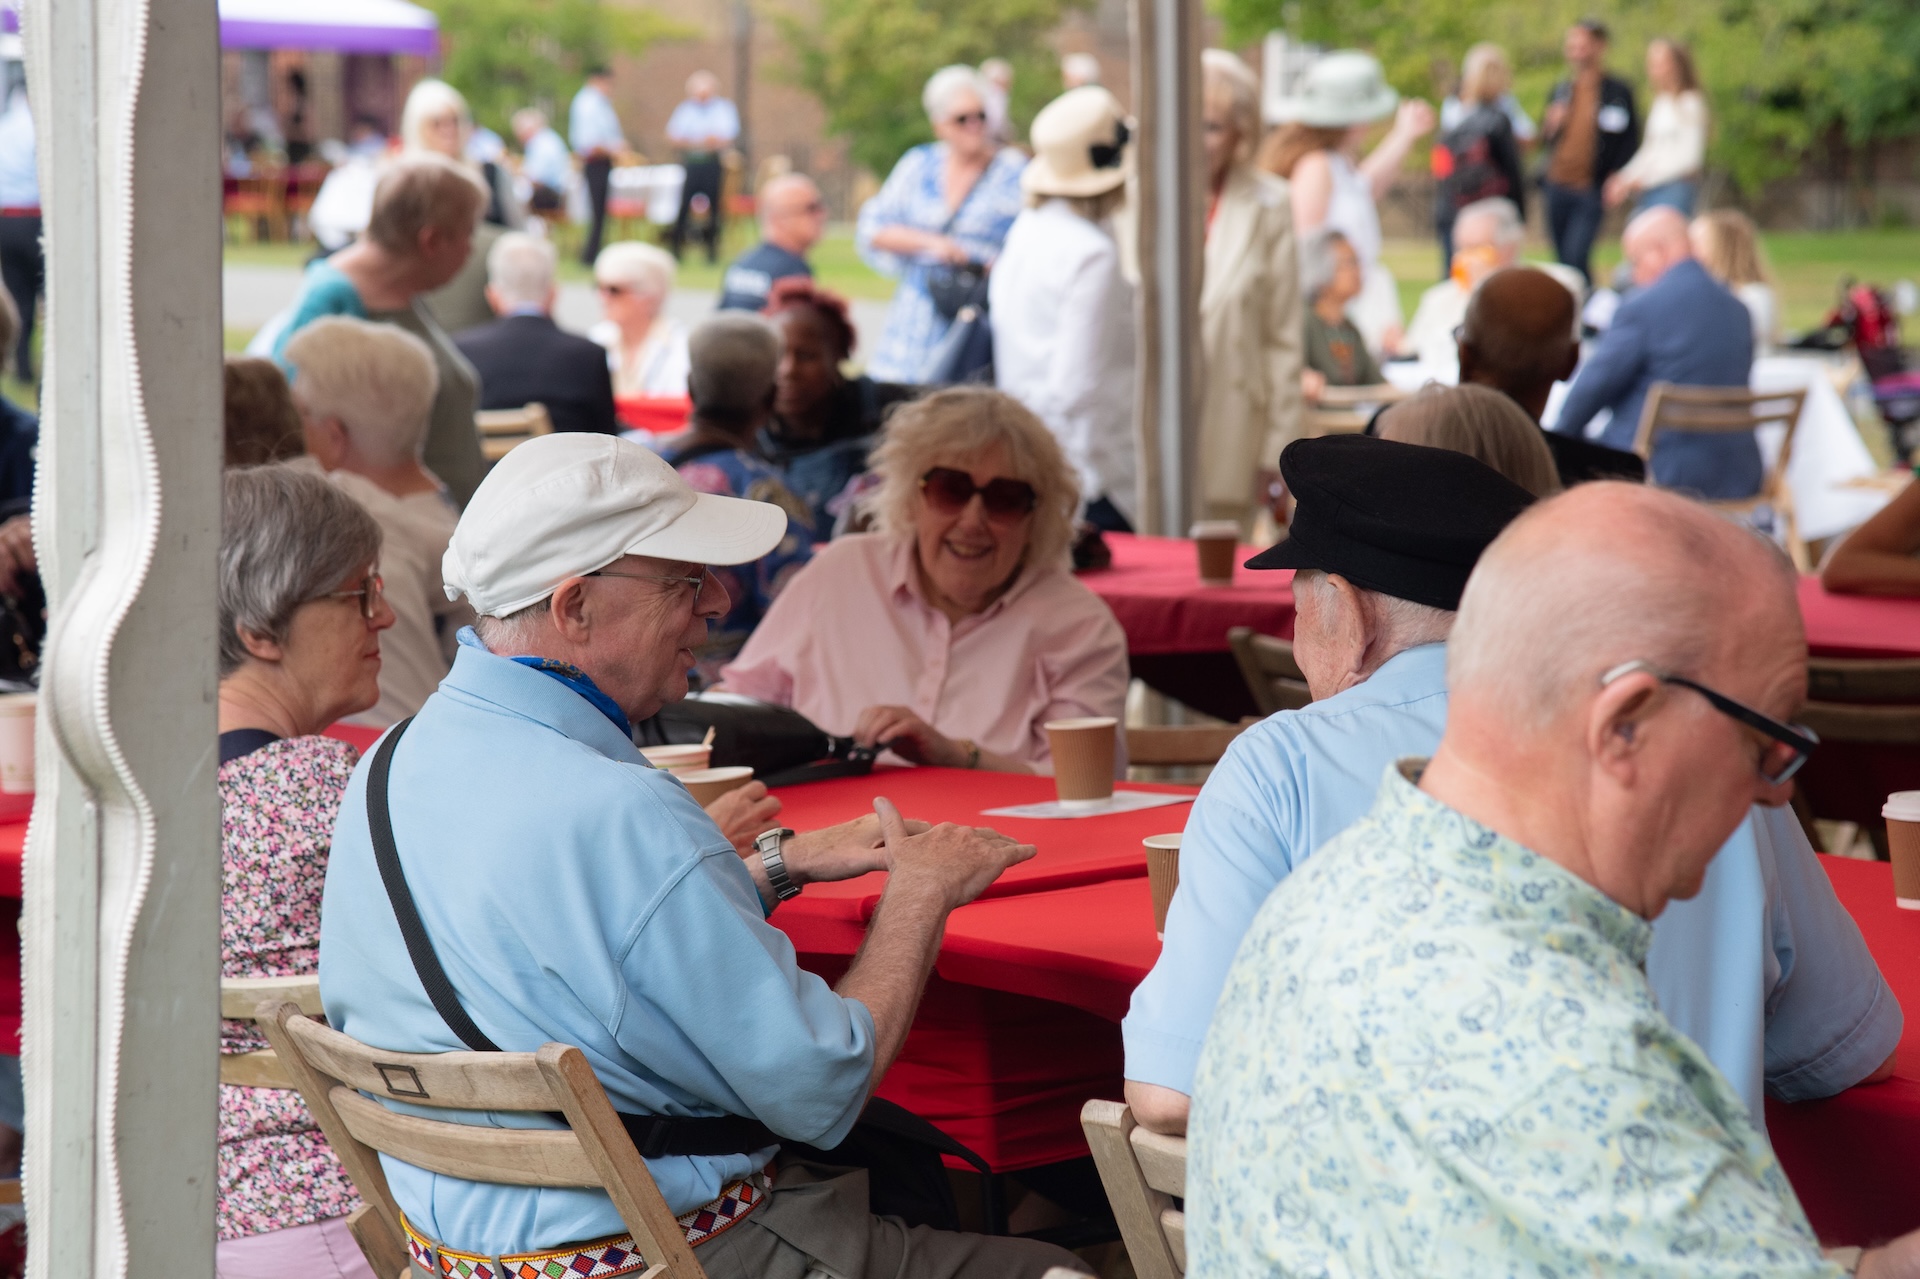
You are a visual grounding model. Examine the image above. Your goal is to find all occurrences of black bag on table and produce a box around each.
[633,692,876,787]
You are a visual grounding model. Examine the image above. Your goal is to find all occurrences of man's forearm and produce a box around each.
[835,887,948,1091]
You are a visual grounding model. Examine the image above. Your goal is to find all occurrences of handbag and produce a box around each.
[365,721,983,1229]
[920,303,995,387]
[634,692,877,786]
[922,176,990,321]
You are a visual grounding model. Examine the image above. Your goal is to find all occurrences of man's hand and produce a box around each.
[1391,98,1436,141]
[853,704,965,768]
[705,782,783,856]
[783,808,930,885]
[875,796,1034,913]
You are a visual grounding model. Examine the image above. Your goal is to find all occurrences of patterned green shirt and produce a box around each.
[1188,761,1841,1278]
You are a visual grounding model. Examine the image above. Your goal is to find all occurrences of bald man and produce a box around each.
[1457,265,1644,484]
[719,174,827,311]
[1189,484,1917,1278]
[1553,205,1756,497]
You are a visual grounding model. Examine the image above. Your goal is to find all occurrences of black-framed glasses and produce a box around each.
[1600,659,1819,784]
[947,111,988,128]
[919,467,1038,523]
[319,573,385,621]
[590,566,712,608]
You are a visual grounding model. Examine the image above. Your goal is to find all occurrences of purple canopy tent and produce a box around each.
[3,0,437,53]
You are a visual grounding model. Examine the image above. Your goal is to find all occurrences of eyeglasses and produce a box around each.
[590,566,713,608]
[947,111,988,128]
[1600,659,1820,785]
[919,467,1038,523]
[597,282,631,297]
[319,572,385,621]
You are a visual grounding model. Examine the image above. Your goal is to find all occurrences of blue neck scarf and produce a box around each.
[508,656,633,738]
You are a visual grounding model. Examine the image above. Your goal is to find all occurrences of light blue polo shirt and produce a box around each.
[319,633,875,1253]
[1123,641,1902,1128]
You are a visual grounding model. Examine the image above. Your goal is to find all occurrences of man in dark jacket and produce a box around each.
[1552,207,1757,498]
[454,232,617,437]
[1540,18,1638,283]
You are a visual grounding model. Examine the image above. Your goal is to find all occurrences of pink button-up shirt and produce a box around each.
[718,533,1130,771]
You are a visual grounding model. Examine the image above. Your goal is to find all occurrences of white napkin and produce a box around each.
[981,791,1197,820]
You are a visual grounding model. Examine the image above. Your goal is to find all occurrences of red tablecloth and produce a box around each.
[1800,578,1920,660]
[1076,533,1294,656]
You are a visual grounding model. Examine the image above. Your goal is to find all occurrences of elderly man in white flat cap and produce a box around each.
[318,434,1089,1278]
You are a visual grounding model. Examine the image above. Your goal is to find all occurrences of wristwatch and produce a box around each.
[754,827,801,901]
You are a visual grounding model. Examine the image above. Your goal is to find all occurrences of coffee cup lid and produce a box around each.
[679,766,753,783]
[1884,791,1920,821]
[1189,521,1240,540]
[1045,716,1118,731]
[1142,833,1182,850]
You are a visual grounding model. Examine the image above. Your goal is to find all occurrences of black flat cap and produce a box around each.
[1245,435,1537,610]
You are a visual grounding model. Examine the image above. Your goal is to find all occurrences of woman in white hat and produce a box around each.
[987,85,1137,531]
[1259,50,1434,355]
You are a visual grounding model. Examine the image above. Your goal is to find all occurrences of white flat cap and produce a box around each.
[443,433,788,617]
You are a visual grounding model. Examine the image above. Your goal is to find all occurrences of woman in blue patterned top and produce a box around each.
[856,65,1027,382]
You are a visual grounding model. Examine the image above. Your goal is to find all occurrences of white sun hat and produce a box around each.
[443,433,788,617]
[1022,85,1133,200]
[1270,51,1399,128]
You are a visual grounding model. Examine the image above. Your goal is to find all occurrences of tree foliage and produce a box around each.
[780,0,1091,176]
[1211,0,1920,192]
[423,0,694,137]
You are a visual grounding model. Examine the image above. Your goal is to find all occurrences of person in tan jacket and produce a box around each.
[1196,50,1305,528]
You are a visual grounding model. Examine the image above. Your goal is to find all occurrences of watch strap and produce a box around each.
[756,827,801,901]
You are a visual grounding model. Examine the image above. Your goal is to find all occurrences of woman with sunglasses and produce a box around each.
[588,240,690,402]
[856,65,1027,383]
[213,464,395,1279]
[720,387,1129,773]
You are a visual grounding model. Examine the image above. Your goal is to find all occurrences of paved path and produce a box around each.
[224,263,892,358]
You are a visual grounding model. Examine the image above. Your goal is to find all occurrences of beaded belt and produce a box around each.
[401,1170,769,1278]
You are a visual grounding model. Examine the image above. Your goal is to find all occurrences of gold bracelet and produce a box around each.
[960,739,981,769]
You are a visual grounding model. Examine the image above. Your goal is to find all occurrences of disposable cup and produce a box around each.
[641,743,711,774]
[680,766,755,807]
[1045,716,1117,809]
[1884,791,1920,909]
[1190,520,1240,586]
[0,693,32,794]
[1143,833,1181,938]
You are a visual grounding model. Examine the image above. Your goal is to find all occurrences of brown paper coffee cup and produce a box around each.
[1884,791,1920,909]
[1190,520,1240,586]
[1144,833,1181,937]
[682,766,754,806]
[642,743,712,774]
[1046,716,1118,808]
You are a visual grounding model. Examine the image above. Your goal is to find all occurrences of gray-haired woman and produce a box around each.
[215,464,392,1279]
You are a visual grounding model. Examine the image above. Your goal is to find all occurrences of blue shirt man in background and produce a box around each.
[718,174,826,312]
[666,71,741,264]
[569,67,627,266]
[1553,205,1758,498]
[512,107,572,214]
[318,433,1086,1279]
[1122,434,1900,1137]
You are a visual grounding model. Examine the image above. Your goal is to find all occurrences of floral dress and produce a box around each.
[218,733,362,1242]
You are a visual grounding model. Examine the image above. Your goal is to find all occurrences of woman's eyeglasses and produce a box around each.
[320,573,385,621]
[919,467,1038,523]
[947,111,988,128]
[1599,659,1819,785]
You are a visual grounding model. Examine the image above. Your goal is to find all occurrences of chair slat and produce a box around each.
[220,1049,294,1089]
[1083,1099,1182,1279]
[1798,702,1920,744]
[1229,627,1313,717]
[222,974,323,1019]
[1161,1208,1187,1271]
[1808,658,1920,703]
[1131,1126,1189,1197]
[330,1085,604,1188]
[1127,724,1250,767]
[282,1014,560,1112]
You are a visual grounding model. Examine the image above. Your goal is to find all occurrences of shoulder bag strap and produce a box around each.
[368,716,503,1053]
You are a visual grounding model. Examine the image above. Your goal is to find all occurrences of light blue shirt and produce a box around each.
[0,94,37,209]
[568,84,625,156]
[318,632,875,1252]
[1122,642,1900,1127]
[521,126,572,191]
[665,97,740,151]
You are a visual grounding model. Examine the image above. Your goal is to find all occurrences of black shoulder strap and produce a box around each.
[367,717,503,1053]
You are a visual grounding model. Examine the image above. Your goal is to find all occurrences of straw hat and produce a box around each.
[1270,51,1398,128]
[1022,86,1132,199]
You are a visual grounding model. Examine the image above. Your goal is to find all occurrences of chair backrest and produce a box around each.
[475,403,554,462]
[1228,627,1312,717]
[1082,1099,1187,1279]
[1799,657,1920,744]
[1631,382,1807,461]
[220,974,323,1089]
[258,1002,705,1279]
[1125,720,1255,768]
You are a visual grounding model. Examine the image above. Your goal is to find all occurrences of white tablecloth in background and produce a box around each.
[1384,353,1888,542]
[609,164,685,225]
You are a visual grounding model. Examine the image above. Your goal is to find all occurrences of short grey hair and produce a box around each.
[1299,227,1353,301]
[593,240,676,299]
[1454,197,1525,254]
[923,64,988,124]
[687,313,779,419]
[487,231,558,309]
[282,316,438,468]
[219,464,383,677]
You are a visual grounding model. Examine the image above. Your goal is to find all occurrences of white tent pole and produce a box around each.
[23,0,223,1275]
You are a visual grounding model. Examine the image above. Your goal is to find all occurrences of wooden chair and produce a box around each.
[258,1002,707,1279]
[1228,627,1312,716]
[221,974,323,1089]
[1125,720,1257,768]
[1082,1100,1186,1279]
[1793,657,1920,855]
[1631,382,1811,569]
[475,403,554,462]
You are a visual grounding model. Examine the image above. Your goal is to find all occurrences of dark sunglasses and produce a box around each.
[919,467,1038,522]
[1600,659,1820,785]
[947,111,988,128]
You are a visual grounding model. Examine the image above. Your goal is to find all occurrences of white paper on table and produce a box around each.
[981,790,1197,820]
